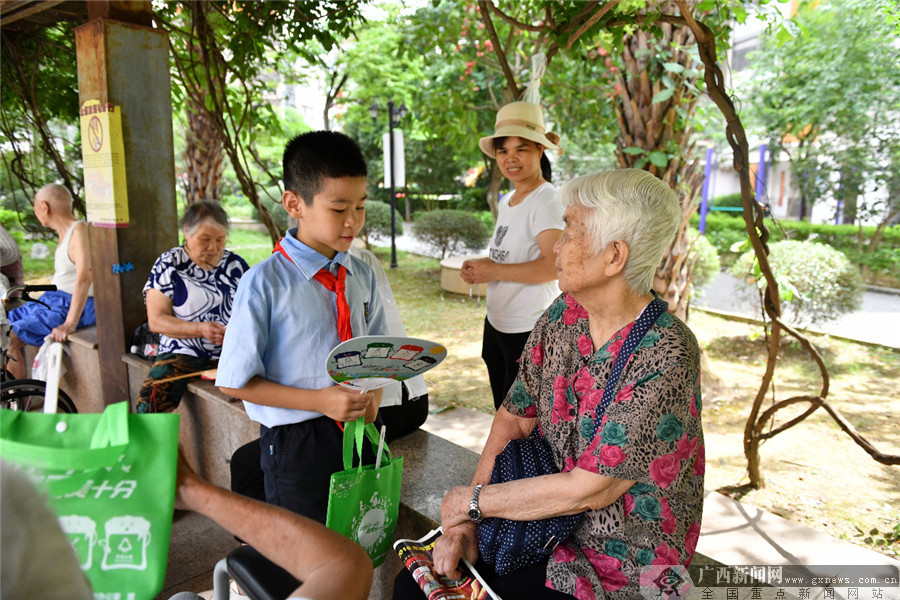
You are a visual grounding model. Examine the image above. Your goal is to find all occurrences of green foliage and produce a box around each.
[1,21,83,212]
[691,213,900,279]
[744,0,900,225]
[360,200,403,246]
[0,191,41,234]
[249,185,290,234]
[712,193,744,210]
[730,240,863,326]
[686,228,721,291]
[473,211,495,234]
[856,523,900,558]
[412,209,490,259]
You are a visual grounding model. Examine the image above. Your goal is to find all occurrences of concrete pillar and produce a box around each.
[75,8,178,407]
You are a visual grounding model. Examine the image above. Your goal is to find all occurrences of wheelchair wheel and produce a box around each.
[0,378,78,413]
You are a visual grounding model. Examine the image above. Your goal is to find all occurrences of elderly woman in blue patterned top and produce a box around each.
[136,201,249,413]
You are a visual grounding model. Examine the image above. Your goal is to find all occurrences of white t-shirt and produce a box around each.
[486,182,564,333]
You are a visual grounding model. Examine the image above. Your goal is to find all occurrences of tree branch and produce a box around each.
[478,0,520,99]
[564,0,623,50]
[487,2,545,32]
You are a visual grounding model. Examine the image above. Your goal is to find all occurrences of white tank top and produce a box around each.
[52,221,93,296]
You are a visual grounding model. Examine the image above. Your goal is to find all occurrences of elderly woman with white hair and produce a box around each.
[394,169,704,599]
[136,201,249,413]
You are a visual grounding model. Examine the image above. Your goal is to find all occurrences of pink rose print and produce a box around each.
[685,522,701,563]
[546,579,555,589]
[552,375,575,423]
[577,334,593,357]
[690,390,699,418]
[563,295,589,325]
[600,444,627,467]
[531,343,544,366]
[693,444,706,476]
[649,453,681,489]
[553,542,577,563]
[582,389,603,417]
[563,456,577,473]
[573,368,595,399]
[652,542,681,566]
[614,382,634,403]
[583,548,628,592]
[606,336,624,359]
[660,497,677,534]
[523,405,537,418]
[623,493,635,515]
[577,452,600,473]
[606,323,634,359]
[675,435,698,461]
[574,577,597,600]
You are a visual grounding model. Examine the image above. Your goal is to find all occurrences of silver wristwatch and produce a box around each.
[468,484,484,524]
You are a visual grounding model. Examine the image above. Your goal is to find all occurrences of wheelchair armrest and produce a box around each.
[226,545,301,600]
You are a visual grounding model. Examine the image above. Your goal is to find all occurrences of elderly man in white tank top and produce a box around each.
[6,184,95,379]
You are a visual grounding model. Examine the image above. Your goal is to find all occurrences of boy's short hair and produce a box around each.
[283,131,368,205]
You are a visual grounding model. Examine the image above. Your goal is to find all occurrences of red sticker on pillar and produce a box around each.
[80,100,129,228]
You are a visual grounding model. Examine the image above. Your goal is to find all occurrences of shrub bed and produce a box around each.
[692,213,900,286]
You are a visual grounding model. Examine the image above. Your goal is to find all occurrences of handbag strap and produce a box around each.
[341,417,392,472]
[0,401,131,470]
[589,296,668,438]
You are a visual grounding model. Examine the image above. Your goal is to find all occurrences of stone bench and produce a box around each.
[121,353,259,489]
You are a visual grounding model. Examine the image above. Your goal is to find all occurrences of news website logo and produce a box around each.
[640,564,695,599]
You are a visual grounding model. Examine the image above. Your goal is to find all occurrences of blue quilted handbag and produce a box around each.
[476,427,582,575]
[476,297,668,576]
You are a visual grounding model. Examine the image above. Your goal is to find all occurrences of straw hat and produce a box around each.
[479,53,562,158]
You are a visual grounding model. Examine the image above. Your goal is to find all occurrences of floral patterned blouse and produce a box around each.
[503,293,704,599]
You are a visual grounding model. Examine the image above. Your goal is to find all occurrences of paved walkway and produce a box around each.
[695,272,900,350]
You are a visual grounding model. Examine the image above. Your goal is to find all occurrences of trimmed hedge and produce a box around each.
[412,209,490,259]
[730,240,863,326]
[691,213,900,280]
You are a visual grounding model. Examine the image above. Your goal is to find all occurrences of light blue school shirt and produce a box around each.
[216,229,388,428]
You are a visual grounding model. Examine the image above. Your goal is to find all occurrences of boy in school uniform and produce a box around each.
[216,131,387,523]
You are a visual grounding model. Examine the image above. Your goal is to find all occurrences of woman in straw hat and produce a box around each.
[461,54,565,410]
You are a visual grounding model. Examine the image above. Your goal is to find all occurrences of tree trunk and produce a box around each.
[183,89,224,204]
[613,3,704,321]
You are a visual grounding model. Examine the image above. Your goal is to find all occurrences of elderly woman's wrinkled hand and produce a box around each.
[432,522,479,580]
[198,321,226,345]
[441,485,476,531]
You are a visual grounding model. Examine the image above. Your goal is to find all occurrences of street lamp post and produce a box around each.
[370,100,407,269]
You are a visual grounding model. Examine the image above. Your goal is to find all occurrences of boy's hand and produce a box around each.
[318,385,374,422]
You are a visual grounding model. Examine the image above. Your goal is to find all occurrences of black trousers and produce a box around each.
[482,318,532,410]
[229,417,373,525]
[392,557,574,599]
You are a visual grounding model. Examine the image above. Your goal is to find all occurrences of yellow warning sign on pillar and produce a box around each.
[80,100,129,227]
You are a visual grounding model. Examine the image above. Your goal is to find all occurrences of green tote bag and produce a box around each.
[0,402,180,600]
[326,417,403,567]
